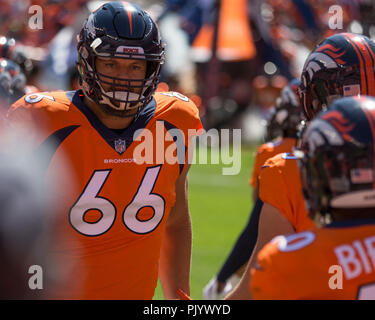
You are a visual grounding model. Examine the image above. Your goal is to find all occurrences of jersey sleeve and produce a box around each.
[250,241,293,299]
[249,145,268,189]
[155,92,203,169]
[251,230,340,300]
[178,97,203,168]
[8,92,70,125]
[258,156,295,227]
[10,91,70,113]
[251,240,309,300]
[7,96,47,149]
[249,139,296,190]
[155,92,203,132]
[7,91,73,151]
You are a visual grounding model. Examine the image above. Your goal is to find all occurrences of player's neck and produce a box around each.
[83,96,134,129]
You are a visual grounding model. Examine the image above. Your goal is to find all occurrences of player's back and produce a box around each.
[258,152,314,232]
[251,220,375,299]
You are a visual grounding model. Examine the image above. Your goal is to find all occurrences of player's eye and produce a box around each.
[104,63,115,68]
[131,64,142,71]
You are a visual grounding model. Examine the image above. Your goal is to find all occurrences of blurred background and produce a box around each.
[1,0,375,299]
[2,0,374,143]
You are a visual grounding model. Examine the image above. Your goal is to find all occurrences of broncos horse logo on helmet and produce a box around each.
[299,33,375,121]
[299,96,375,223]
[76,1,165,117]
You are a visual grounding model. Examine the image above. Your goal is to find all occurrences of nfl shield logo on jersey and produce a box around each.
[114,139,126,154]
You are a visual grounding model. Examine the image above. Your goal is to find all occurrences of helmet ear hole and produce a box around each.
[313,80,329,110]
[314,80,328,100]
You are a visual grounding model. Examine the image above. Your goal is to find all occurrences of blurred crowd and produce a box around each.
[0,0,375,140]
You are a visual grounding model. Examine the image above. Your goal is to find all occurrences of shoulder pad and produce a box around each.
[11,91,71,113]
[154,91,203,132]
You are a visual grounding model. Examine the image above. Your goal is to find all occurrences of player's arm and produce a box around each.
[158,163,192,300]
[252,181,259,203]
[250,151,262,202]
[225,202,295,299]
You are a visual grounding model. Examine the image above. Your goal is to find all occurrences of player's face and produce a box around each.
[95,57,147,94]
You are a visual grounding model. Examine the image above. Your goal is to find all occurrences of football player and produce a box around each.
[0,36,33,77]
[251,96,375,299]
[250,79,303,199]
[226,32,375,299]
[0,36,38,95]
[0,58,26,105]
[264,106,282,143]
[203,79,303,299]
[7,1,202,300]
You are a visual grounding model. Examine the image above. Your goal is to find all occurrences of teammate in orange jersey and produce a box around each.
[226,32,375,299]
[8,1,202,300]
[251,96,375,299]
[203,79,303,300]
[249,79,302,200]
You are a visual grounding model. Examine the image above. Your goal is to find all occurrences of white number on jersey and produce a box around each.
[25,93,55,104]
[70,170,116,236]
[161,92,189,102]
[273,231,316,252]
[123,166,165,234]
[69,166,165,236]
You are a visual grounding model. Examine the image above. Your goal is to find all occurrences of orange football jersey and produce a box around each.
[258,152,315,232]
[251,221,375,299]
[8,90,203,299]
[249,138,297,189]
